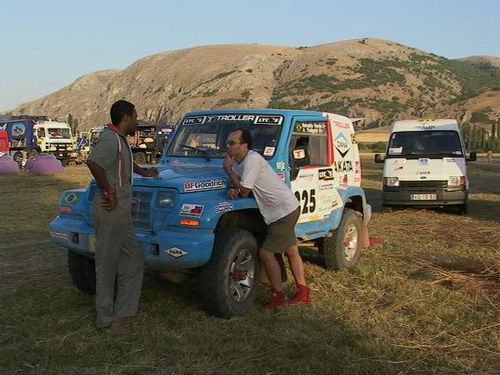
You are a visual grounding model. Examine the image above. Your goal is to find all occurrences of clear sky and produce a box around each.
[1,0,499,111]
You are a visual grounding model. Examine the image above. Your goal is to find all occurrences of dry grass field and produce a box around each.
[1,156,498,374]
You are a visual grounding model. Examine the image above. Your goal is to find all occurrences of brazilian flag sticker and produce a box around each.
[63,192,80,205]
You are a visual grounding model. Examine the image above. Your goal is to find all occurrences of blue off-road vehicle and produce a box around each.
[50,109,371,318]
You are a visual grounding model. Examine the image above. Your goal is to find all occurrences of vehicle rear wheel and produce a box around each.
[317,208,362,270]
[200,229,260,318]
[67,250,96,294]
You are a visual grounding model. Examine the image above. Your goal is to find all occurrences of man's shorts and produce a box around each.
[261,206,300,253]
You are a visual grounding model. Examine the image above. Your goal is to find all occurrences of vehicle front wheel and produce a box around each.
[67,250,96,294]
[318,208,362,270]
[200,229,260,318]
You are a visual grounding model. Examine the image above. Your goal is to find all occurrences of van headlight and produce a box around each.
[156,191,176,208]
[383,177,399,187]
[448,176,465,187]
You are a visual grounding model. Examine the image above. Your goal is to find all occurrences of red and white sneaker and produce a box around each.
[264,291,288,310]
[288,284,312,305]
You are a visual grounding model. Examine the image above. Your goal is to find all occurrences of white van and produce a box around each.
[375,119,476,214]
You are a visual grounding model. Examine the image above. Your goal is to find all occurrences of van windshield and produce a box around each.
[387,130,463,158]
[167,114,283,159]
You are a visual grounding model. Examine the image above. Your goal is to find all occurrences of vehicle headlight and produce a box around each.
[156,191,176,208]
[384,177,399,187]
[448,176,465,186]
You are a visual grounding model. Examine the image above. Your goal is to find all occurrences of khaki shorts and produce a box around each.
[261,206,300,253]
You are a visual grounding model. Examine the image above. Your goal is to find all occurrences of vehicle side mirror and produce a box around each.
[467,152,477,162]
[374,153,384,163]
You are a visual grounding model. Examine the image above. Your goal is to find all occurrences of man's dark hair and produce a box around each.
[233,127,253,149]
[110,100,135,125]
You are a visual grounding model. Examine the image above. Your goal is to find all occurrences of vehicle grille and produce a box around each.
[133,190,153,229]
[400,180,447,192]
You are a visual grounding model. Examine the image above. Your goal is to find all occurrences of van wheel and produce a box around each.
[67,251,96,294]
[457,200,468,215]
[200,229,260,318]
[318,208,362,270]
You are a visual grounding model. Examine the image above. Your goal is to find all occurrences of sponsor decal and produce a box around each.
[294,121,327,135]
[277,172,285,181]
[263,146,275,156]
[215,201,233,213]
[415,125,436,130]
[275,161,286,170]
[50,231,68,240]
[334,133,351,158]
[331,119,350,129]
[355,161,361,173]
[350,134,357,144]
[182,114,283,125]
[443,158,456,162]
[293,149,306,159]
[320,183,334,191]
[298,172,315,181]
[418,158,429,165]
[165,247,188,258]
[334,160,353,173]
[394,165,404,171]
[64,192,80,204]
[416,170,431,175]
[331,199,340,208]
[179,204,204,217]
[254,115,283,125]
[184,179,227,192]
[319,168,334,181]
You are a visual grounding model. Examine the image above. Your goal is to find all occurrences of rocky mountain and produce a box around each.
[7,39,500,132]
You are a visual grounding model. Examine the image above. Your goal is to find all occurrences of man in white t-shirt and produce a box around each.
[223,128,311,309]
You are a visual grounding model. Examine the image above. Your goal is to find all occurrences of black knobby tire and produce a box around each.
[134,152,147,164]
[200,229,260,318]
[457,198,468,215]
[67,250,96,294]
[319,208,363,270]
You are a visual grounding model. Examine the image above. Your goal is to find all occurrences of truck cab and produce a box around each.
[375,119,476,213]
[50,109,371,318]
[34,120,75,165]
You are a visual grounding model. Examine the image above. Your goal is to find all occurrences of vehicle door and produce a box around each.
[289,117,341,224]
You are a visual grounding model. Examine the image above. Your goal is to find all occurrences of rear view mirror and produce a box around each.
[467,152,477,162]
[374,153,384,163]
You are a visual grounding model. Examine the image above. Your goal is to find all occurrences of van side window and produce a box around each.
[37,128,45,138]
[290,121,328,166]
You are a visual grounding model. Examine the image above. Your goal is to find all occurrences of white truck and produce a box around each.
[375,119,476,214]
[34,120,75,166]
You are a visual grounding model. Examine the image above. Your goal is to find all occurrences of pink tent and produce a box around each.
[25,154,64,173]
[0,153,20,174]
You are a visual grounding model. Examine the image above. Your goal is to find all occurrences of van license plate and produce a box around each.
[410,194,437,200]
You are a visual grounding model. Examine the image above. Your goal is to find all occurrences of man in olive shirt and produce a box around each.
[87,100,158,335]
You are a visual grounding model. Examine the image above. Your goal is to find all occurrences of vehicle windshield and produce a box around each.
[48,128,71,139]
[387,130,463,158]
[167,114,284,159]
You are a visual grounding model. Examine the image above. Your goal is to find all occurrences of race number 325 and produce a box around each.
[295,189,316,214]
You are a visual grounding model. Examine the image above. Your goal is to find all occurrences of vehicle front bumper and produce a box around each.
[49,215,215,271]
[383,186,467,206]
